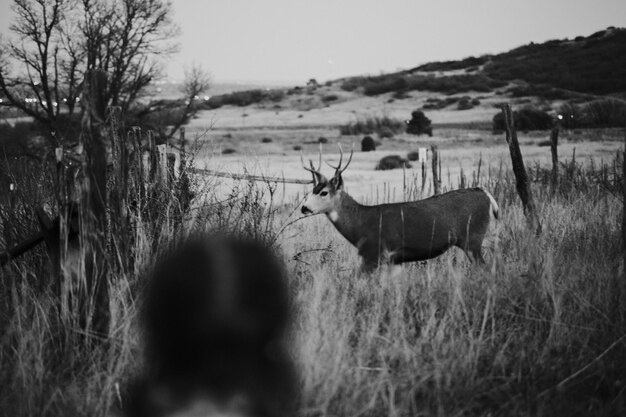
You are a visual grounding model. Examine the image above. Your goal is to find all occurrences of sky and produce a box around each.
[1,0,626,84]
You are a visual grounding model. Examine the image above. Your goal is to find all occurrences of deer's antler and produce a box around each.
[300,143,326,184]
[326,143,354,178]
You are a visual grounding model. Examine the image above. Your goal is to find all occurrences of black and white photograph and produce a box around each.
[1,0,626,415]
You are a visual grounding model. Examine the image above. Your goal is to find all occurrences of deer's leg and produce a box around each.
[358,242,381,273]
[464,240,486,264]
[469,248,486,264]
[360,257,378,273]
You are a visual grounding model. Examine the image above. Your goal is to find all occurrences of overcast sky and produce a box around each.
[1,0,625,84]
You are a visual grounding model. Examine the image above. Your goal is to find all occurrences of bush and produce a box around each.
[555,99,626,129]
[340,73,505,96]
[261,137,273,143]
[557,102,585,129]
[318,137,328,144]
[584,98,626,127]
[422,97,458,110]
[406,151,420,161]
[405,110,433,136]
[375,155,412,170]
[378,126,394,139]
[392,90,410,100]
[492,106,554,132]
[222,148,236,154]
[457,97,474,110]
[204,88,285,109]
[339,116,404,136]
[322,94,339,103]
[507,84,579,100]
[361,136,376,152]
[414,55,490,72]
[0,121,46,158]
[293,145,302,151]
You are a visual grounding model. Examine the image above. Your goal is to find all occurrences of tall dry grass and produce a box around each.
[0,146,625,416]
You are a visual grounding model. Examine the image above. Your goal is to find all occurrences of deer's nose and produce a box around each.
[301,205,312,215]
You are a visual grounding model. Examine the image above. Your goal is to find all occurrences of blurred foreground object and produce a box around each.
[127,235,295,417]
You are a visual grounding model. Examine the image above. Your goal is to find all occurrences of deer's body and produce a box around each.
[301,146,498,270]
[322,188,497,269]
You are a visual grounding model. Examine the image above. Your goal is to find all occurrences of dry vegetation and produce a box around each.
[1,123,625,416]
[2,8,625,415]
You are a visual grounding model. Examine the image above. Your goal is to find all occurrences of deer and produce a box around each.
[300,145,499,271]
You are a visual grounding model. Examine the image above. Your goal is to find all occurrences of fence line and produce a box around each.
[189,167,312,185]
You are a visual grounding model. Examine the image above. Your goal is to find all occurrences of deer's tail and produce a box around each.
[479,188,499,220]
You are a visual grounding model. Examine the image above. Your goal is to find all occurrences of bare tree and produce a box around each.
[0,0,72,135]
[0,0,179,143]
[167,63,210,138]
[80,0,179,113]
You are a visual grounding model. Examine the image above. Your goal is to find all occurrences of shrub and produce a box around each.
[205,89,278,108]
[361,136,376,152]
[340,73,505,96]
[492,106,554,132]
[406,151,420,161]
[378,126,394,139]
[414,55,490,72]
[404,74,506,94]
[392,90,410,99]
[363,76,407,96]
[405,110,433,136]
[261,137,273,143]
[292,145,302,151]
[507,84,578,100]
[583,98,626,127]
[322,94,339,102]
[339,116,404,136]
[457,97,474,110]
[557,102,585,129]
[537,140,552,147]
[422,97,458,110]
[222,148,236,154]
[375,155,412,170]
[555,99,626,129]
[0,121,46,158]
[318,137,328,144]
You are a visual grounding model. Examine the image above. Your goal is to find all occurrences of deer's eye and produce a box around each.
[320,191,328,197]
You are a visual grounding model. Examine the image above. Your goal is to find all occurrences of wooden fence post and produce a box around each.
[420,160,427,196]
[108,107,130,272]
[157,144,168,184]
[79,69,110,338]
[502,104,542,234]
[550,127,559,188]
[431,145,441,195]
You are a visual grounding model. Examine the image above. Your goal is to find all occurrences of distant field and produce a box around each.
[185,89,516,131]
[191,127,624,204]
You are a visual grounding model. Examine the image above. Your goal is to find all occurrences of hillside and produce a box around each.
[410,27,626,96]
[138,27,626,134]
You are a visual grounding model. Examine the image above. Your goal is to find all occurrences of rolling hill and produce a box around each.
[411,27,626,96]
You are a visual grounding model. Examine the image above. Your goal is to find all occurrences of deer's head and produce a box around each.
[301,144,353,218]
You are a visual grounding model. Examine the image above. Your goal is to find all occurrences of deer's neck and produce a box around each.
[327,192,366,246]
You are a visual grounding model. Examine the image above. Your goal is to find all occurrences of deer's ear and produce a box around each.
[330,175,343,190]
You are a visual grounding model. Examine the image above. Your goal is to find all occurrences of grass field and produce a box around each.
[1,106,625,416]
